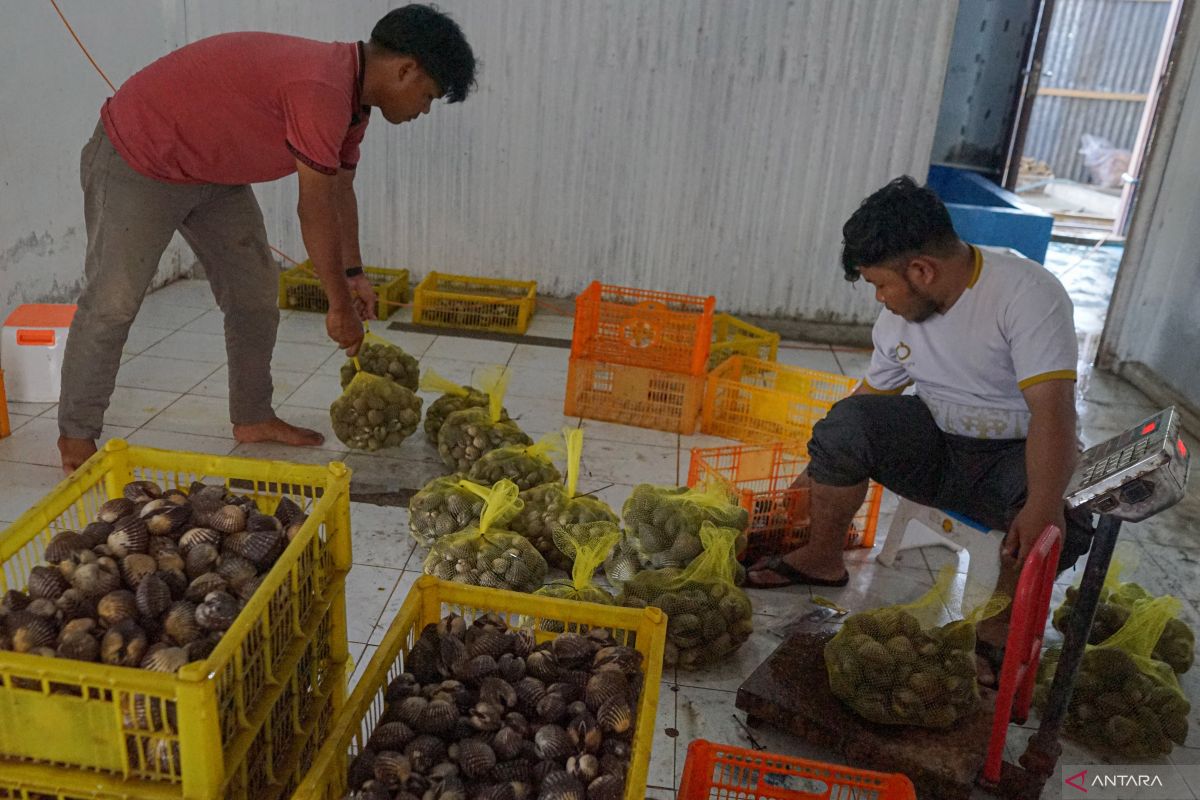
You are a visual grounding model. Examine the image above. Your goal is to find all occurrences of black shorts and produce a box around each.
[807,394,1093,572]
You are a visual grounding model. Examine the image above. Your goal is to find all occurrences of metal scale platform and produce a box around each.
[736,407,1191,799]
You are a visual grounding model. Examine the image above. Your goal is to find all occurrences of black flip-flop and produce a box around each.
[745,556,850,589]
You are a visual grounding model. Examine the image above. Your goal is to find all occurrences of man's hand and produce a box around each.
[348,273,378,321]
[326,305,365,355]
[1003,499,1066,565]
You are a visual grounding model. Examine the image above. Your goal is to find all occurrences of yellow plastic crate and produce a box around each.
[707,313,780,371]
[278,261,411,320]
[412,271,538,334]
[701,356,859,446]
[0,439,353,800]
[292,576,668,800]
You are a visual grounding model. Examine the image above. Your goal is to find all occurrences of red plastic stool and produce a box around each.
[980,524,1063,786]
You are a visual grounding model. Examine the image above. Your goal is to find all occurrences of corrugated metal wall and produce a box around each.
[932,0,1037,177]
[180,0,958,324]
[1024,0,1172,182]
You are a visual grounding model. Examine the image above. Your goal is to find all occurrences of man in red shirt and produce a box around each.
[57,5,476,473]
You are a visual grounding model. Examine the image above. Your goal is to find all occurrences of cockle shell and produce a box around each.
[79,521,113,548]
[10,613,57,652]
[273,496,305,527]
[491,725,526,760]
[97,498,135,524]
[215,555,257,588]
[183,573,225,604]
[107,516,149,557]
[367,721,415,752]
[178,527,222,555]
[536,692,568,723]
[585,671,630,712]
[596,695,633,735]
[245,512,282,533]
[534,724,573,760]
[141,646,188,673]
[123,480,162,503]
[416,699,458,736]
[539,769,585,800]
[586,773,625,800]
[141,502,190,536]
[195,591,239,632]
[135,573,172,620]
[55,588,95,621]
[403,734,447,773]
[59,616,97,641]
[185,544,220,580]
[44,531,86,563]
[71,562,122,599]
[450,738,496,779]
[372,750,412,789]
[120,553,158,589]
[101,619,147,666]
[526,650,560,683]
[28,565,69,601]
[551,633,594,666]
[223,528,282,568]
[162,601,200,645]
[209,504,246,534]
[97,590,139,627]
[232,574,264,604]
[57,630,100,662]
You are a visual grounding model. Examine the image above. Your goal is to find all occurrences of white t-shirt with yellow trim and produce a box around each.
[863,245,1077,440]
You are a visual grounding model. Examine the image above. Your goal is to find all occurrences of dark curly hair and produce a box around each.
[371,5,477,103]
[840,176,958,282]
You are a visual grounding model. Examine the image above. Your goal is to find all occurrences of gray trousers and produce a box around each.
[58,122,279,439]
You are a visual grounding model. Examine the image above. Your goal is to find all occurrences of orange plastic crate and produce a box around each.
[565,355,705,435]
[702,356,858,446]
[687,443,882,559]
[571,282,716,376]
[678,740,917,800]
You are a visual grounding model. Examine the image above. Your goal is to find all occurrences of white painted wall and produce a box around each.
[0,3,192,318]
[1,0,957,327]
[1102,2,1200,409]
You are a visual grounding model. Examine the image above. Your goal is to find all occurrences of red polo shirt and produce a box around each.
[101,32,371,185]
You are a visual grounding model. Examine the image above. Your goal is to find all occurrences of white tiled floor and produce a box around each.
[2,278,1197,799]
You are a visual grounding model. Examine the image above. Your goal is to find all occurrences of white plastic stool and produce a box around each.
[876,495,1003,591]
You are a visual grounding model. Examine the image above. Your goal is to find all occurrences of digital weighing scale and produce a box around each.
[736,408,1190,799]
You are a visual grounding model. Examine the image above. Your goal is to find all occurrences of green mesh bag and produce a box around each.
[436,367,531,473]
[419,368,510,445]
[330,368,423,451]
[422,479,547,592]
[824,567,1008,728]
[1052,555,1194,674]
[466,431,564,491]
[509,429,619,568]
[409,475,523,547]
[1036,596,1190,757]
[338,332,420,391]
[622,483,749,569]
[617,523,753,669]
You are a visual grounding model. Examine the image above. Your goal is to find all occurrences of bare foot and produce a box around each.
[233,416,324,447]
[58,436,98,475]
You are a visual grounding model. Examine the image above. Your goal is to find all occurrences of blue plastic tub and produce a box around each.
[927,165,1053,264]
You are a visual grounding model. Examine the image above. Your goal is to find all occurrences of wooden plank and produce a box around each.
[1037,87,1148,102]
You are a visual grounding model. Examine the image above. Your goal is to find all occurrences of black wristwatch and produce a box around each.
[345,266,364,278]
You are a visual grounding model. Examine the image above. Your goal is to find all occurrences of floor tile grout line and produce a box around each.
[134,362,227,434]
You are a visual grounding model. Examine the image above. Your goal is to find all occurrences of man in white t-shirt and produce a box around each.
[747,176,1093,681]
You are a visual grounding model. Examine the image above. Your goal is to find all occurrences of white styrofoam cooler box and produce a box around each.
[1,304,77,403]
